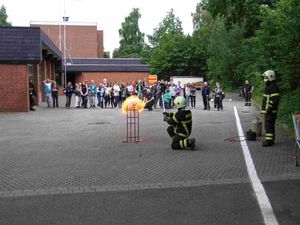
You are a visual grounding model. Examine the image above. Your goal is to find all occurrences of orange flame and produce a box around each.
[122,95,145,113]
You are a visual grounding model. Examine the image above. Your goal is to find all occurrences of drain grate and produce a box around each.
[88,122,111,125]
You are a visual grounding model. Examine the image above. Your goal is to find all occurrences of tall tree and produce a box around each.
[192,5,215,80]
[202,0,278,37]
[113,8,145,58]
[150,33,193,80]
[149,10,189,80]
[148,9,183,49]
[0,5,11,27]
[206,17,245,87]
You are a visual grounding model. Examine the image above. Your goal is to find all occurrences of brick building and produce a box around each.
[67,58,150,85]
[0,27,61,112]
[30,21,104,58]
[30,21,151,86]
[0,22,150,112]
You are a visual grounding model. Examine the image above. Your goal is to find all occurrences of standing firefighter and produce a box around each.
[261,70,280,147]
[244,80,254,106]
[163,96,195,150]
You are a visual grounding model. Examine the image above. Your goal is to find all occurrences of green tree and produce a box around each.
[113,8,145,58]
[103,51,110,58]
[206,18,245,87]
[254,0,300,121]
[203,0,278,37]
[0,5,11,27]
[150,33,194,80]
[192,6,214,80]
[148,9,183,49]
[149,10,193,80]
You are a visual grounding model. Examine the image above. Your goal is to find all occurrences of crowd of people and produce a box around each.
[40,79,203,111]
[39,78,228,112]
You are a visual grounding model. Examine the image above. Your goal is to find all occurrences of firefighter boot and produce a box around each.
[262,140,274,147]
[187,138,196,150]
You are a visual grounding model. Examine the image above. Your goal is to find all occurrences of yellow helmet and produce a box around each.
[174,96,187,109]
[263,70,276,81]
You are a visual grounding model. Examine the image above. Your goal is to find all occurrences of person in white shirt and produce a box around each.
[185,83,191,108]
[113,82,121,108]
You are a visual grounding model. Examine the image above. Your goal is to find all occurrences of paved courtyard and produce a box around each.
[0,93,299,225]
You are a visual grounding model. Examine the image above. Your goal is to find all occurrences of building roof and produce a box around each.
[0,27,61,64]
[67,58,142,65]
[66,58,150,72]
[30,21,99,27]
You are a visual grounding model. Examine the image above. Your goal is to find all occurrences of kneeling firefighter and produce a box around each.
[261,70,280,147]
[163,96,195,150]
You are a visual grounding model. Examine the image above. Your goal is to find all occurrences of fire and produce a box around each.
[122,95,145,113]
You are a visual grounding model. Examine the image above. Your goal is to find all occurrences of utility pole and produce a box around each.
[62,0,68,88]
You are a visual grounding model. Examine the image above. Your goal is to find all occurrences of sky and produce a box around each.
[1,0,200,54]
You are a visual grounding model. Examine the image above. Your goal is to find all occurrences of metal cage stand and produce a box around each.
[124,108,141,143]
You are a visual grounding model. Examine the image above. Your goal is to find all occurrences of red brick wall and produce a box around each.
[75,72,149,85]
[0,64,29,112]
[97,31,104,58]
[32,24,100,58]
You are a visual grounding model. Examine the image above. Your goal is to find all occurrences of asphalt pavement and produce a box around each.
[0,92,299,225]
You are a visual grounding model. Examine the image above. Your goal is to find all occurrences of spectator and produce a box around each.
[88,80,97,108]
[97,83,106,108]
[29,78,36,111]
[74,83,81,108]
[43,78,53,108]
[120,83,127,105]
[190,84,196,109]
[65,82,73,108]
[81,80,88,108]
[113,82,121,108]
[185,83,191,107]
[202,82,210,110]
[214,83,223,111]
[136,80,144,99]
[175,81,181,96]
[169,83,176,106]
[105,83,111,108]
[163,89,172,109]
[143,89,155,111]
[51,81,59,108]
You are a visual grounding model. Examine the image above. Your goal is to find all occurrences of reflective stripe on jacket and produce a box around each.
[261,81,280,114]
[167,109,192,138]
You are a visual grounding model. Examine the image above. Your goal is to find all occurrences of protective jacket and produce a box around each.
[261,81,280,114]
[167,109,192,138]
[29,83,36,96]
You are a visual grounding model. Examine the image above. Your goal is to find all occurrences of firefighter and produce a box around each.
[29,79,36,111]
[244,80,254,106]
[163,96,195,150]
[261,70,280,147]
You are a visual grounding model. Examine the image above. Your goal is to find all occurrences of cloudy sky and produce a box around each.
[1,0,200,54]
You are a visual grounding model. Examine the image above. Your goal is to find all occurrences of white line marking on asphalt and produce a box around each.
[233,106,279,225]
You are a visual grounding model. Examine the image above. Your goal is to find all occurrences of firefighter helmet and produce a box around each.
[174,96,187,109]
[263,70,276,82]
